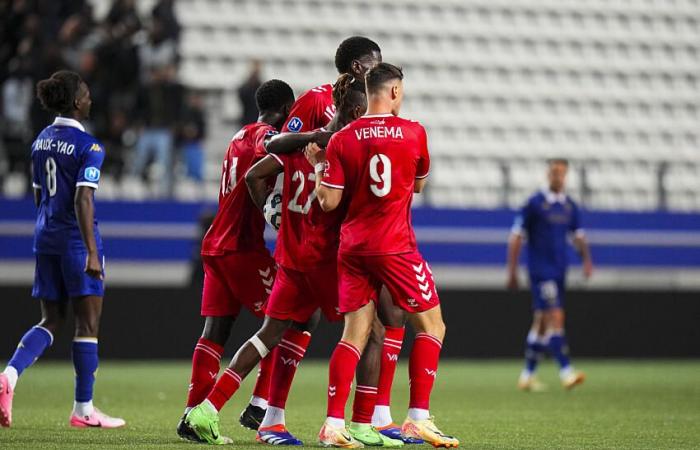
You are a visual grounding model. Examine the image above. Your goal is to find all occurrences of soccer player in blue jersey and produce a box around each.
[507,158,593,391]
[0,71,125,428]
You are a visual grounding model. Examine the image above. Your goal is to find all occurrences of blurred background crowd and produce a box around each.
[0,0,225,198]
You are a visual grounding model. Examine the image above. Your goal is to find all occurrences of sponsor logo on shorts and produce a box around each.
[407,298,418,308]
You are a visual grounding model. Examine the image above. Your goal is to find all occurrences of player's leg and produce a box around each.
[320,301,376,448]
[517,308,548,392]
[376,253,458,448]
[373,287,422,443]
[69,294,125,428]
[0,300,65,427]
[545,296,585,389]
[1,254,66,427]
[185,316,292,444]
[348,317,403,448]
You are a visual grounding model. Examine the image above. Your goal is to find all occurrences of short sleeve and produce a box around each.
[570,201,584,236]
[415,125,430,179]
[255,127,278,159]
[76,140,105,189]
[321,134,344,190]
[511,199,534,236]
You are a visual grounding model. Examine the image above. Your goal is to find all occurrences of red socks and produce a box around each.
[186,338,224,408]
[409,333,443,410]
[327,340,361,419]
[376,326,405,407]
[269,329,312,408]
[351,385,378,423]
[207,367,242,411]
[252,351,275,401]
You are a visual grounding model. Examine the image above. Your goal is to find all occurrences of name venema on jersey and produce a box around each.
[354,126,404,140]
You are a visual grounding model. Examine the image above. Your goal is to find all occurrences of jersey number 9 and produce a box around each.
[369,154,391,197]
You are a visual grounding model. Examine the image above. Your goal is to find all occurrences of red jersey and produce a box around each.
[282,84,335,133]
[201,122,276,255]
[322,114,430,256]
[270,149,344,271]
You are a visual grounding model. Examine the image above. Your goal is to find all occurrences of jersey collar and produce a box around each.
[53,117,86,132]
[362,114,394,118]
[542,188,567,204]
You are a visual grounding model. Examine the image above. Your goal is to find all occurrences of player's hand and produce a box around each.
[85,251,104,280]
[304,142,326,167]
[507,272,519,291]
[583,259,594,279]
[313,130,334,148]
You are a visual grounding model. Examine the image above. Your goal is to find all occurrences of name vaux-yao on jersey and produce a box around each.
[322,114,429,256]
[32,117,105,255]
[270,143,345,271]
[282,84,335,133]
[201,122,277,255]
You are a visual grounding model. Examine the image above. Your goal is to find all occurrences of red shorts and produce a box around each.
[201,251,276,318]
[338,251,440,314]
[265,262,342,323]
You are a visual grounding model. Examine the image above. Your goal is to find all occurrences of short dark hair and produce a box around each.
[36,70,83,115]
[365,63,404,94]
[548,158,569,167]
[334,36,381,74]
[255,79,294,113]
[332,73,366,112]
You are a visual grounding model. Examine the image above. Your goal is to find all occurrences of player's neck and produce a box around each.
[258,112,282,129]
[325,115,347,132]
[366,98,394,117]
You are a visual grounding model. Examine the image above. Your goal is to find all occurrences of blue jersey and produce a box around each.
[31,117,104,255]
[512,190,583,279]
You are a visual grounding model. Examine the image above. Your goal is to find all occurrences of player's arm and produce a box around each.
[507,203,530,290]
[74,186,102,280]
[570,203,593,279]
[266,130,334,155]
[415,125,430,193]
[415,177,428,193]
[306,142,342,211]
[245,155,283,210]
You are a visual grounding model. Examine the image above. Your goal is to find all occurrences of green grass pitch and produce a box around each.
[0,360,698,449]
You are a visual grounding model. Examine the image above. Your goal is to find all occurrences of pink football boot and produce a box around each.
[0,373,13,427]
[69,407,126,428]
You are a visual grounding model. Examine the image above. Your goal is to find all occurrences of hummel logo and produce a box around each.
[261,277,274,287]
[425,369,437,377]
[421,291,433,301]
[418,281,430,292]
[415,272,427,283]
[412,263,424,273]
[407,298,418,308]
[329,386,337,397]
[387,353,399,361]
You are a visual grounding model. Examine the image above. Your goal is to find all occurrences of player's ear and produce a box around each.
[391,84,399,100]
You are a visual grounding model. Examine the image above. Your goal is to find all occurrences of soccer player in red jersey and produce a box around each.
[279,36,416,443]
[307,63,459,448]
[281,36,381,134]
[176,80,295,444]
[182,75,402,448]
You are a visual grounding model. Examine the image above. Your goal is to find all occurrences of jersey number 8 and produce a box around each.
[45,157,57,197]
[369,154,391,197]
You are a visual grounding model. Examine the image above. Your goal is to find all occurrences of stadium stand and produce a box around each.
[4,0,700,210]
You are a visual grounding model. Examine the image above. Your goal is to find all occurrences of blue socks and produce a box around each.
[8,326,54,376]
[72,338,99,403]
[524,331,546,375]
[548,331,571,370]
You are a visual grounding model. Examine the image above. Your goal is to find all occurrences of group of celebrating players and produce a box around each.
[0,32,592,448]
[177,36,458,448]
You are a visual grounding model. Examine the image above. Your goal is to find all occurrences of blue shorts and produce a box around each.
[32,252,105,301]
[530,277,565,310]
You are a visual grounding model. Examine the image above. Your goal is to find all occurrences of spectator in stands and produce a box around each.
[237,59,262,126]
[100,108,134,182]
[130,64,183,197]
[178,90,207,185]
[151,0,180,42]
[138,16,179,83]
